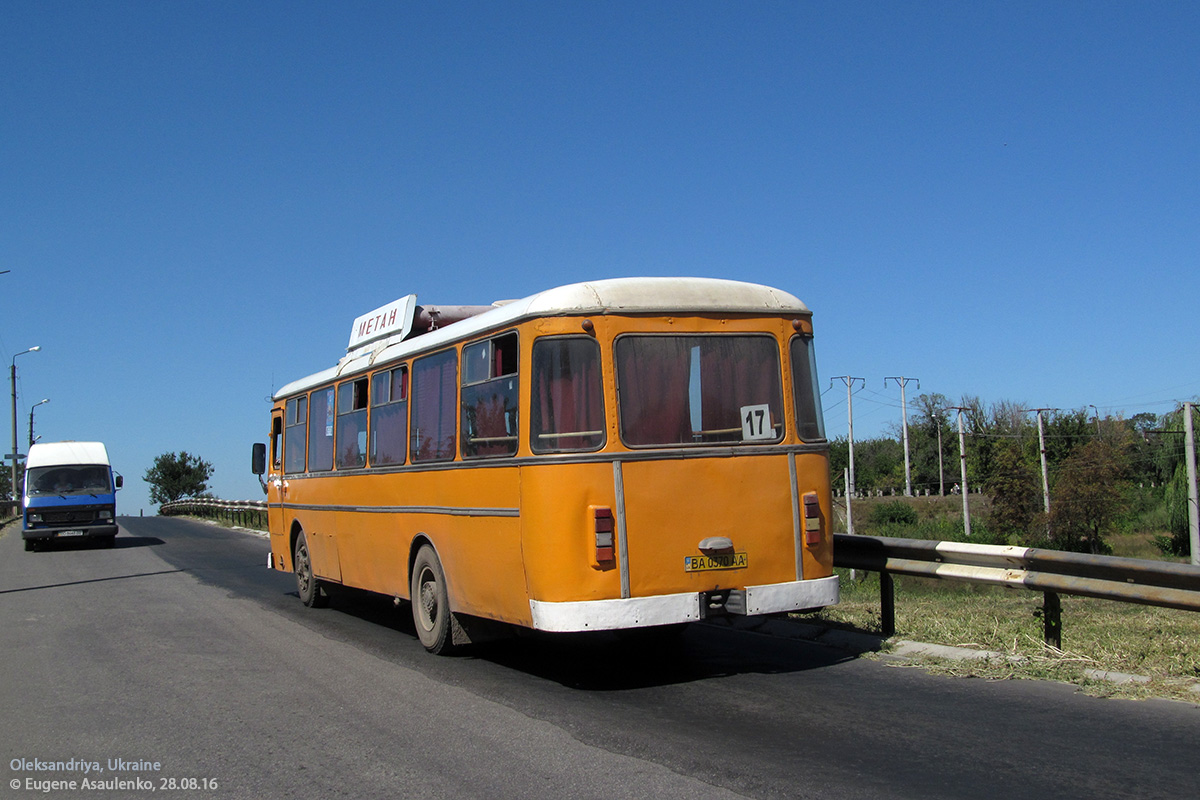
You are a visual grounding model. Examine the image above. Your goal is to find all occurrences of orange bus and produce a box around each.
[252,277,837,653]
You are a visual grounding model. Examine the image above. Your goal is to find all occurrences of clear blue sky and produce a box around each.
[3,1,1197,514]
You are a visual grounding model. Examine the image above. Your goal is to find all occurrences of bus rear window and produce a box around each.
[616,335,783,447]
[531,337,605,453]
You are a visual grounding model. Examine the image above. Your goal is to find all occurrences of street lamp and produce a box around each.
[29,398,49,449]
[9,346,41,513]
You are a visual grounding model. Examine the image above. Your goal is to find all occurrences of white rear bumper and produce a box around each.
[528,575,840,633]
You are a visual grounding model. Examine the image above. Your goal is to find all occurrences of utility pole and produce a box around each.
[1185,402,1199,567]
[844,468,854,536]
[831,377,864,498]
[885,377,919,497]
[948,406,971,538]
[10,346,41,514]
[935,411,945,497]
[1089,404,1101,435]
[1031,408,1059,517]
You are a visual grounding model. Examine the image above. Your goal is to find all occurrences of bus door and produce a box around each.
[266,409,286,564]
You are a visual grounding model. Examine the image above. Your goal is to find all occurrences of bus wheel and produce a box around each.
[294,532,329,609]
[411,545,456,654]
[24,539,35,552]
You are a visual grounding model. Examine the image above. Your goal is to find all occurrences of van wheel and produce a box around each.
[411,545,457,654]
[294,532,329,608]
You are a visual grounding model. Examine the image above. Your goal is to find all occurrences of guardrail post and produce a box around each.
[1042,590,1062,649]
[879,572,896,638]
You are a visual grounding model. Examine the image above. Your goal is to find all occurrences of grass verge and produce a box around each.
[800,568,1200,703]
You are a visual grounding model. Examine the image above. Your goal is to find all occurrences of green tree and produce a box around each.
[986,440,1041,542]
[1047,440,1127,554]
[0,465,19,514]
[1043,408,1093,466]
[829,437,904,494]
[1155,404,1199,555]
[1123,411,1164,488]
[144,451,214,505]
[909,393,953,495]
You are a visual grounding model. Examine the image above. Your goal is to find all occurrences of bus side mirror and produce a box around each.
[115,474,124,489]
[251,443,267,476]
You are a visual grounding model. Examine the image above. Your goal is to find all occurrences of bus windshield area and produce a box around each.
[27,466,112,497]
[616,335,785,447]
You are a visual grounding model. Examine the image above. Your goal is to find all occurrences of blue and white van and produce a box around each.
[22,441,122,551]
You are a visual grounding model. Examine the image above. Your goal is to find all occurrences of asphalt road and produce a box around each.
[1,516,1196,800]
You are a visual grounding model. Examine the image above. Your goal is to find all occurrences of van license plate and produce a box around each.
[684,553,748,572]
[57,530,86,537]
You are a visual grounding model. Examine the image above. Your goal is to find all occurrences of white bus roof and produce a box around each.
[275,277,809,400]
[26,441,111,469]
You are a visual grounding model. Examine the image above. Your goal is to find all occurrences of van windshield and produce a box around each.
[27,466,112,497]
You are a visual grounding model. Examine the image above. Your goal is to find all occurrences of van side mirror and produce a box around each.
[251,443,267,476]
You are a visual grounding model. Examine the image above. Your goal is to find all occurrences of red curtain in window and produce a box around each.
[412,351,457,461]
[617,338,691,445]
[371,402,407,465]
[700,339,782,435]
[532,339,603,451]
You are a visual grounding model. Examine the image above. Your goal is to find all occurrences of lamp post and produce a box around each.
[9,346,41,513]
[29,398,49,449]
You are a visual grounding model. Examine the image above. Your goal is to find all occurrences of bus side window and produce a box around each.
[411,350,458,463]
[308,387,335,472]
[371,366,408,466]
[284,396,308,474]
[461,332,519,459]
[530,337,605,453]
[336,377,369,469]
[790,336,826,441]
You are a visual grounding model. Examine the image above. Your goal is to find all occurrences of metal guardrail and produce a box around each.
[834,533,1200,647]
[160,498,268,531]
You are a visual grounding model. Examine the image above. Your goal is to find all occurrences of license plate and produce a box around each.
[56,530,86,537]
[684,552,748,572]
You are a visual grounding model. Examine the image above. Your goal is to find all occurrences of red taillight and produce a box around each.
[803,491,822,545]
[592,506,615,566]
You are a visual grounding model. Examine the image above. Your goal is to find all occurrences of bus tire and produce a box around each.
[411,545,457,655]
[24,539,35,552]
[294,531,329,609]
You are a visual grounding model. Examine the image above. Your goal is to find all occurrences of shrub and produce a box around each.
[869,501,918,526]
